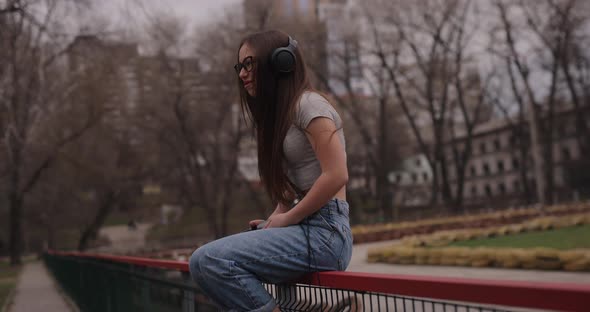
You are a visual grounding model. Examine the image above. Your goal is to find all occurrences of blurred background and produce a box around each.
[1,0,590,269]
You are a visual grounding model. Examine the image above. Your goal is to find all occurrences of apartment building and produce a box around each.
[445,107,588,207]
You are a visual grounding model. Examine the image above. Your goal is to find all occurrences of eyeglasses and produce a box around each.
[234,56,256,74]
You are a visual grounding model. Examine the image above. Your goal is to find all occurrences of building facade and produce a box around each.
[445,108,588,208]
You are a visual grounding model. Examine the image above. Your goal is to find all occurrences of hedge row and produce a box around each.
[367,214,590,271]
[368,246,590,271]
[352,201,590,244]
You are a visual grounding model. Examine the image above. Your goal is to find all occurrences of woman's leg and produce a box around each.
[189,219,349,312]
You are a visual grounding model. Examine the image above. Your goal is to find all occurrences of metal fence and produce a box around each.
[265,284,508,312]
[44,253,213,312]
[43,251,590,312]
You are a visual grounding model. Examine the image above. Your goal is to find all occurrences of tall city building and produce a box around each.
[66,35,203,145]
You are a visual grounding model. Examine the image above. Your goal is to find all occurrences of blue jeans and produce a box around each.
[189,199,353,312]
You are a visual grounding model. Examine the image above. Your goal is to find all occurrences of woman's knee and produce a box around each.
[189,247,206,281]
[189,244,224,280]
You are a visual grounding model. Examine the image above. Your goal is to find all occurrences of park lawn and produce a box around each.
[0,261,21,309]
[450,224,590,250]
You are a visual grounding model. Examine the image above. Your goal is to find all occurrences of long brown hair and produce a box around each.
[237,30,311,206]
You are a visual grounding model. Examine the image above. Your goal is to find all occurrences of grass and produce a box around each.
[450,224,590,250]
[0,260,21,309]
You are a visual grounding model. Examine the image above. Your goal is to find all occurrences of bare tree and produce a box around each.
[130,11,252,239]
[487,63,536,204]
[363,0,493,212]
[490,0,590,206]
[312,32,408,220]
[0,0,101,265]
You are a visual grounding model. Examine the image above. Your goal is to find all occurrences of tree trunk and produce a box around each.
[429,164,439,207]
[497,1,546,208]
[9,192,23,265]
[377,94,389,220]
[77,191,117,251]
[46,224,55,250]
[519,137,534,204]
[8,144,23,265]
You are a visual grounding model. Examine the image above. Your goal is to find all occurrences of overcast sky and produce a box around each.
[94,0,242,32]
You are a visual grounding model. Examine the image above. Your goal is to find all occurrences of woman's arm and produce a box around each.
[265,116,348,228]
[269,202,290,217]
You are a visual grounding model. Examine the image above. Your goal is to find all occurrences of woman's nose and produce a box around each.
[239,68,248,79]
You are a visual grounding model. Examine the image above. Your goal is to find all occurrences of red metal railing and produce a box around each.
[46,250,590,312]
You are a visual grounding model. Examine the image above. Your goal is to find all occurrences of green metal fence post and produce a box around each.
[181,271,195,312]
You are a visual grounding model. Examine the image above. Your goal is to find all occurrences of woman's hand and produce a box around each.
[248,219,266,230]
[264,212,298,229]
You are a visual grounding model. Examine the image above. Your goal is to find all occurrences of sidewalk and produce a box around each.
[9,261,73,312]
[348,240,590,285]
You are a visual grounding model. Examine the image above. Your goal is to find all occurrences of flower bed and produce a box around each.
[352,201,590,244]
[367,214,590,271]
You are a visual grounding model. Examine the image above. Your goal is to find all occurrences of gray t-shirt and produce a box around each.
[283,91,347,192]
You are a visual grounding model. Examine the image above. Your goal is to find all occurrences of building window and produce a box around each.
[512,158,520,170]
[483,163,491,176]
[299,0,310,14]
[494,139,501,151]
[497,160,504,172]
[411,173,417,183]
[422,172,428,181]
[415,158,421,167]
[557,123,566,136]
[480,142,486,154]
[562,147,571,161]
[470,166,476,177]
[471,186,477,197]
[485,184,492,197]
[513,180,520,192]
[498,183,506,195]
[509,134,517,145]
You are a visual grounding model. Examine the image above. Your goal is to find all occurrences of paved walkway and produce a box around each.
[9,262,73,312]
[348,239,590,285]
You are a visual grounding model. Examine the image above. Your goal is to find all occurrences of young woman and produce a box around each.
[189,29,352,312]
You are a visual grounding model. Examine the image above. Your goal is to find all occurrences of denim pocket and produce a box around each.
[317,212,337,232]
[338,225,353,270]
[308,222,336,252]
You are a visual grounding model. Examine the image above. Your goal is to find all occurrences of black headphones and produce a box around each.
[270,36,298,74]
